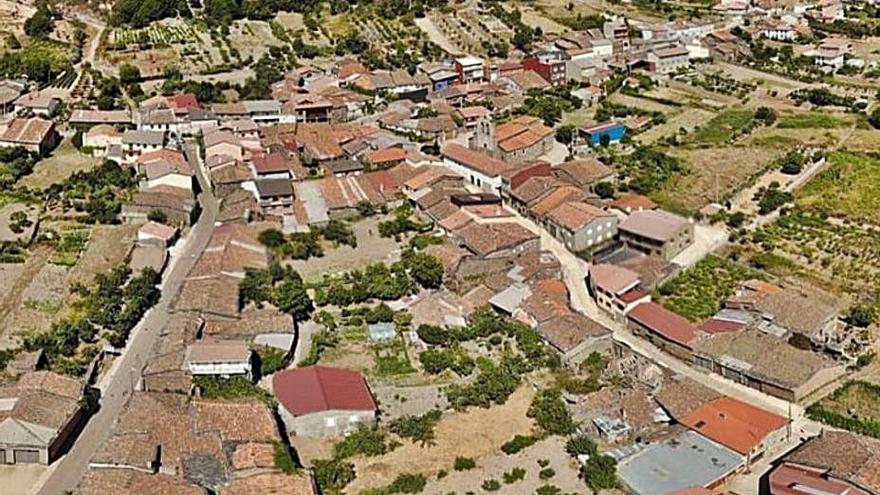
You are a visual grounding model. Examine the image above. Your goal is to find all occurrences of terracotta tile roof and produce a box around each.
[210,160,252,185]
[454,222,538,257]
[70,109,132,125]
[610,193,657,212]
[77,470,206,495]
[0,117,53,145]
[251,152,291,174]
[185,342,251,364]
[539,312,611,352]
[620,210,690,242]
[295,123,344,161]
[457,106,491,119]
[654,376,722,420]
[441,143,512,177]
[589,263,641,295]
[530,185,585,216]
[192,399,277,443]
[506,70,551,91]
[628,302,697,347]
[496,115,554,153]
[362,169,402,200]
[784,431,880,494]
[554,158,613,187]
[272,366,376,416]
[230,442,275,470]
[139,221,178,241]
[698,318,745,334]
[426,199,460,222]
[510,176,559,205]
[365,146,406,164]
[221,472,315,495]
[438,209,473,231]
[681,397,788,455]
[519,279,571,323]
[404,166,461,191]
[203,308,293,340]
[424,243,470,275]
[546,201,611,231]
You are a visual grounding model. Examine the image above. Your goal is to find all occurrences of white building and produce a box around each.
[455,56,486,84]
[185,342,253,379]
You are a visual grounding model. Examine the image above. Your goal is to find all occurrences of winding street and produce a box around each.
[36,142,217,495]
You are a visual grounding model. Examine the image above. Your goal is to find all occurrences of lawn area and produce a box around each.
[776,111,852,129]
[796,152,880,225]
[657,254,762,322]
[807,381,880,438]
[685,108,756,146]
[20,139,103,190]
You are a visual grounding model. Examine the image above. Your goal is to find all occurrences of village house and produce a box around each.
[553,158,614,193]
[184,342,253,379]
[273,366,377,438]
[523,54,567,87]
[13,91,61,117]
[454,56,486,83]
[137,221,179,247]
[0,79,25,115]
[544,201,618,253]
[0,117,58,155]
[121,130,166,162]
[647,45,691,74]
[205,130,245,161]
[441,143,513,193]
[588,263,652,320]
[0,371,88,465]
[619,209,694,261]
[497,70,551,94]
[769,431,880,495]
[138,149,195,192]
[575,121,627,149]
[812,37,851,69]
[454,221,540,258]
[627,302,698,362]
[69,109,133,129]
[470,115,554,165]
[82,125,122,154]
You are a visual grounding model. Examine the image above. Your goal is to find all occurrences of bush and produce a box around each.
[314,458,356,492]
[582,455,618,492]
[454,456,476,471]
[481,479,501,491]
[273,442,297,474]
[529,389,576,436]
[565,435,598,457]
[503,467,526,484]
[501,434,538,455]
[333,425,389,459]
[539,468,556,480]
[846,304,874,328]
[386,473,427,493]
[390,409,442,446]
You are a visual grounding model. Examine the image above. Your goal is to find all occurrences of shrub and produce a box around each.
[313,458,356,492]
[539,467,555,480]
[565,435,598,457]
[503,467,526,484]
[390,409,442,446]
[387,473,427,493]
[501,434,538,455]
[273,442,297,474]
[528,388,576,436]
[481,479,501,491]
[582,455,618,492]
[333,425,388,459]
[454,456,476,471]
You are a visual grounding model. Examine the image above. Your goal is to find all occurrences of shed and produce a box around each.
[367,322,397,342]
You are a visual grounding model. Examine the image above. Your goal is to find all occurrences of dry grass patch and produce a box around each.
[66,224,137,290]
[637,107,715,144]
[843,130,880,153]
[746,127,850,149]
[20,139,102,190]
[345,386,536,493]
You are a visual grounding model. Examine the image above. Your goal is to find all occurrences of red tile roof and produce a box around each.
[252,152,291,174]
[628,302,697,347]
[441,143,512,177]
[681,397,789,455]
[273,366,376,416]
[698,318,745,334]
[366,147,406,164]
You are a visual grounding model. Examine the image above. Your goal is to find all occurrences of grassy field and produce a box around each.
[797,152,880,225]
[842,129,880,153]
[776,111,852,129]
[657,254,762,322]
[807,381,880,439]
[20,140,103,190]
[653,145,783,214]
[685,108,756,146]
[746,127,850,149]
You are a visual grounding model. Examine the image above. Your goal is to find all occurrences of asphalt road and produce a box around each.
[36,142,217,495]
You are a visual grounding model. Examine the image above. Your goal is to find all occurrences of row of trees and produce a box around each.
[239,263,314,322]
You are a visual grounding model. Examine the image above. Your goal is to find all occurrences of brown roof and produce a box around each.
[554,158,614,187]
[681,397,788,455]
[785,431,880,493]
[221,473,315,495]
[185,342,251,364]
[77,470,206,495]
[530,185,585,216]
[506,70,551,91]
[620,210,689,242]
[454,222,538,257]
[441,143,512,177]
[511,176,559,205]
[203,308,293,340]
[519,279,571,323]
[539,312,611,352]
[365,146,406,164]
[628,302,697,347]
[496,115,554,153]
[610,193,657,212]
[424,243,470,275]
[0,371,83,440]
[546,201,612,231]
[0,117,54,145]
[405,166,462,191]
[654,375,722,420]
[589,263,641,295]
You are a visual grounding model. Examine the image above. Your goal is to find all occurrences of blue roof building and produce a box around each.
[580,121,626,147]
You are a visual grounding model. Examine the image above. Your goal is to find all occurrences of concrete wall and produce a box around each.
[280,407,377,438]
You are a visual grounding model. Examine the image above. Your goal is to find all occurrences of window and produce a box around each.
[325,417,336,428]
[349,415,361,423]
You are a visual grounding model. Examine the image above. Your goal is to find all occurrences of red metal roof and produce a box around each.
[273,366,376,416]
[628,302,697,347]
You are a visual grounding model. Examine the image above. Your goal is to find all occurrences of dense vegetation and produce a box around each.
[239,263,314,322]
[807,381,880,439]
[658,255,762,321]
[111,0,191,27]
[47,160,138,224]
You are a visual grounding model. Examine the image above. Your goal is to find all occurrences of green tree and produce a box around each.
[272,277,313,322]
[529,389,576,436]
[869,108,880,130]
[119,64,141,84]
[24,4,54,39]
[755,106,777,125]
[555,125,577,145]
[846,304,874,328]
[594,181,615,199]
[582,455,618,492]
[402,250,443,289]
[258,228,286,248]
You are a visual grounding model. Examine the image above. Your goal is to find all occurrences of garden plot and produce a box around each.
[665,80,742,107]
[20,139,103,190]
[0,250,67,348]
[683,108,756,146]
[746,126,850,149]
[517,6,568,35]
[109,21,200,47]
[807,381,880,439]
[796,152,880,225]
[66,224,137,290]
[636,107,716,144]
[841,130,880,153]
[609,93,679,114]
[345,386,537,493]
[657,255,763,322]
[654,145,784,214]
[776,110,853,129]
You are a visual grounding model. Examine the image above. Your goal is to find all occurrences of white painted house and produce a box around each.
[185,342,253,379]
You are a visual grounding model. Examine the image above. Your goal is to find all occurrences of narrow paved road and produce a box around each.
[37,142,217,495]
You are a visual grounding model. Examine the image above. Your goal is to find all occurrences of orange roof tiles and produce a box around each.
[681,397,788,455]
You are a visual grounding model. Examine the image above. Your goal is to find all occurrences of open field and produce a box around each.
[636,107,716,144]
[684,108,756,146]
[776,111,853,129]
[797,152,880,225]
[746,126,851,149]
[285,217,401,281]
[842,129,880,153]
[20,140,103,190]
[345,386,536,493]
[610,93,679,114]
[653,145,783,213]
